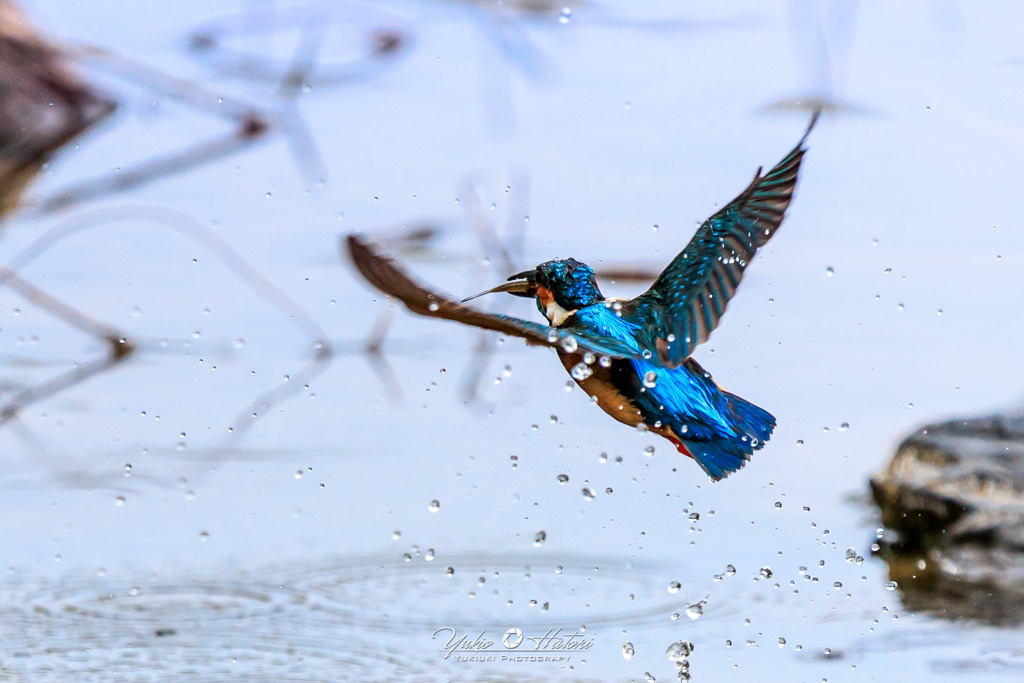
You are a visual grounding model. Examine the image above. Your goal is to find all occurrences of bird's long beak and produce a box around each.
[462,270,536,302]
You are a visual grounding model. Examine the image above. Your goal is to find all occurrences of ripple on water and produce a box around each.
[932,641,1024,674]
[253,552,730,633]
[3,575,421,681]
[1,553,734,679]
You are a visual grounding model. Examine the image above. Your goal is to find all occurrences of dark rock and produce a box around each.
[870,410,1024,625]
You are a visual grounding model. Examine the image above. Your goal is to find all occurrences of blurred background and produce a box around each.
[1,0,1023,680]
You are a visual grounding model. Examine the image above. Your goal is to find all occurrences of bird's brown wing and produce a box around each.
[344,234,641,359]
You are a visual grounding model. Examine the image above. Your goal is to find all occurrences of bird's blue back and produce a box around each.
[568,305,736,439]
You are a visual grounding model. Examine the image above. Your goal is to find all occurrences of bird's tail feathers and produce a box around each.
[724,391,776,448]
[680,393,775,481]
[685,438,751,481]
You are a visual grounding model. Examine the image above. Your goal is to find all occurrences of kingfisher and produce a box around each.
[346,113,818,480]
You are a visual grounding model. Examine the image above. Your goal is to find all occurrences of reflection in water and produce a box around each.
[871,412,1024,626]
[35,45,275,214]
[186,2,411,86]
[2,205,334,438]
[762,0,865,116]
[875,545,1024,627]
[5,1,1024,680]
[32,3,412,215]
[0,0,115,218]
[0,0,133,421]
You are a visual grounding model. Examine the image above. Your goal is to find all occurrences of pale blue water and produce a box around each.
[2,0,1023,680]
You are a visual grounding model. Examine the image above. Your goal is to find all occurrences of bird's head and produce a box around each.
[463,258,604,326]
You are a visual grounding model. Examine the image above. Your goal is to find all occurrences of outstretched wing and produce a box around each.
[344,234,641,360]
[630,112,819,368]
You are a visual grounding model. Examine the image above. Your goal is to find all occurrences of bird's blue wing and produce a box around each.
[345,234,641,360]
[630,113,818,368]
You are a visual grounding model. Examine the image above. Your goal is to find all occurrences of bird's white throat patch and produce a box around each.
[545,300,574,326]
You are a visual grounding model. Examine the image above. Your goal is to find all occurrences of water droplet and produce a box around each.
[571,362,593,380]
[666,640,694,662]
[643,371,658,388]
[599,355,612,368]
[726,564,736,576]
[557,473,569,484]
[114,496,125,506]
[686,601,705,620]
[937,309,943,316]
[885,581,898,591]
[825,266,834,277]
[199,531,209,541]
[124,463,132,476]
[668,580,682,594]
[759,567,773,579]
[778,637,787,647]
[428,301,440,312]
[622,641,635,660]
[425,548,435,561]
[534,530,547,546]
[644,445,655,457]
[839,422,850,431]
[688,512,700,521]
[392,530,401,540]
[428,499,440,512]
[560,336,578,353]
[559,6,572,23]
[582,487,596,501]
[774,501,782,509]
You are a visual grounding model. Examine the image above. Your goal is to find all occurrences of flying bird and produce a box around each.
[345,114,818,480]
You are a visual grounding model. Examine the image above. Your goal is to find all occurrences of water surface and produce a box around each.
[3,1,1024,680]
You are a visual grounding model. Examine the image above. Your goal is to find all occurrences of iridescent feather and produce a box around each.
[630,111,819,368]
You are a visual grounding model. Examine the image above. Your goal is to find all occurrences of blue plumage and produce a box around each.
[347,113,816,480]
[566,304,774,480]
